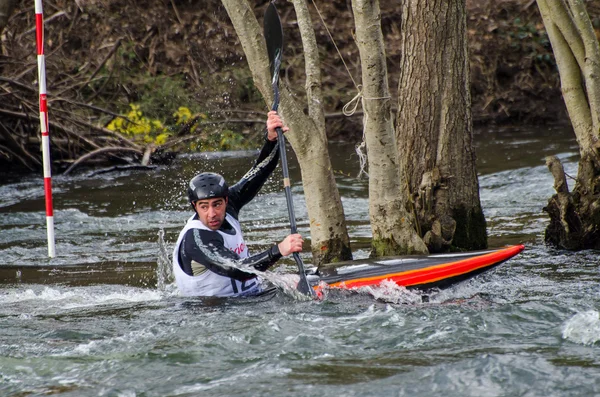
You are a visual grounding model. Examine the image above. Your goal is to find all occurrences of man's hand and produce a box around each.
[278,233,303,256]
[266,110,289,142]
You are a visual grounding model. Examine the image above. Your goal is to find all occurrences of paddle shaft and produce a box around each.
[265,2,313,297]
[272,106,298,234]
[272,95,312,295]
[274,123,307,283]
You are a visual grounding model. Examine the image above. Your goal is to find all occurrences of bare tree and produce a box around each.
[221,0,487,259]
[536,0,600,249]
[220,0,352,266]
[396,0,487,252]
[351,0,427,255]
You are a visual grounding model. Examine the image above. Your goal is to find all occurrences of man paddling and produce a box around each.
[172,111,304,297]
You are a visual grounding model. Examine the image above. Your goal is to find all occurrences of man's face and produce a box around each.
[194,197,228,230]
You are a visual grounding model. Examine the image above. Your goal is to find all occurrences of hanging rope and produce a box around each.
[310,0,367,177]
[310,0,359,90]
[341,86,369,177]
[310,0,392,178]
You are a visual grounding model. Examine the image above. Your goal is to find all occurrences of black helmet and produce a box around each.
[188,172,229,203]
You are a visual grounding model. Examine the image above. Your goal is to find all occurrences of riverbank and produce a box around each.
[1,0,598,176]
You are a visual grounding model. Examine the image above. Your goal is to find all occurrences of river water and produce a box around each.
[1,125,599,396]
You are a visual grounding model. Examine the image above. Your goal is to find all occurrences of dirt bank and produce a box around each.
[1,0,599,175]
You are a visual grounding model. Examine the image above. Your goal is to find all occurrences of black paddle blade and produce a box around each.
[296,276,315,297]
[293,253,316,297]
[264,2,283,79]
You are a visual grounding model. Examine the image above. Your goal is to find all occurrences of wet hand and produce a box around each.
[278,233,303,256]
[266,110,289,141]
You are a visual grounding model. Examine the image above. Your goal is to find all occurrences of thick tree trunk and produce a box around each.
[396,0,487,252]
[537,0,600,249]
[352,0,427,256]
[221,0,352,265]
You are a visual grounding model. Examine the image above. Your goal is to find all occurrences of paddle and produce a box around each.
[264,2,315,298]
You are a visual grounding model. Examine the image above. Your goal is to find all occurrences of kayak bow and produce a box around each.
[312,244,524,292]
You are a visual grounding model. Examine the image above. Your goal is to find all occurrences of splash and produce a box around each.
[156,228,175,292]
[0,286,163,310]
[347,279,426,304]
[259,270,314,301]
[157,228,313,301]
[562,310,600,346]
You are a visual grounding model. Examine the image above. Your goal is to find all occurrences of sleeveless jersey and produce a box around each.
[172,213,262,297]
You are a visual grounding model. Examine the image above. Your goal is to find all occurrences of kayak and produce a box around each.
[310,245,524,292]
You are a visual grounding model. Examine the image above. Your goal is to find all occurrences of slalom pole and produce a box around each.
[35,0,56,258]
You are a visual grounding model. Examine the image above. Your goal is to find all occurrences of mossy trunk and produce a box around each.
[451,205,488,251]
[544,155,600,249]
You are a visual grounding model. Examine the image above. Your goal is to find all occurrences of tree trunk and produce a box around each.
[351,0,427,256]
[396,0,487,252]
[221,0,352,265]
[290,0,326,134]
[536,0,600,249]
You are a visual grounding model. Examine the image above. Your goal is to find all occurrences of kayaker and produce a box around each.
[172,111,304,297]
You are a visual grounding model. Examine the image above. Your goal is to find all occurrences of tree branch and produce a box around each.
[546,155,570,193]
[537,0,594,153]
[63,147,143,175]
[545,0,585,68]
[291,0,326,133]
[567,0,600,138]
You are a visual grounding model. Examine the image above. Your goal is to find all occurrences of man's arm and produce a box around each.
[228,111,287,216]
[227,137,279,215]
[178,228,283,280]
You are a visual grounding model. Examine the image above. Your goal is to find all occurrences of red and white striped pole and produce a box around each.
[35,0,56,258]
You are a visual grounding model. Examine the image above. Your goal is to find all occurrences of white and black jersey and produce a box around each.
[173,138,283,297]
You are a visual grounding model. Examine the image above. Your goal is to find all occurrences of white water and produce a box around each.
[2,128,600,396]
